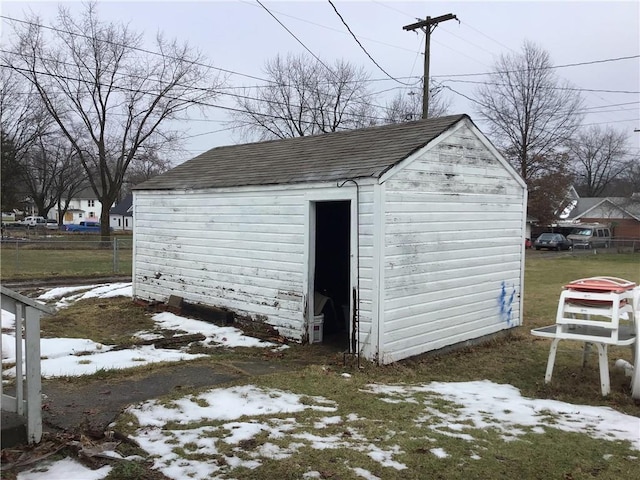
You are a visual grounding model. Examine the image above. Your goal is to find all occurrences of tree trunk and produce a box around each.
[99,203,111,242]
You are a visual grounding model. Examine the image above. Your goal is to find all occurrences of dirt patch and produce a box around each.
[40,361,300,434]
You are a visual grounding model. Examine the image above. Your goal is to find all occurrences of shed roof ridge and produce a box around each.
[135,114,470,191]
[203,113,468,152]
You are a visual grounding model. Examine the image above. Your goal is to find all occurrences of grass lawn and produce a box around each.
[0,238,132,279]
[524,252,639,329]
[8,252,640,479]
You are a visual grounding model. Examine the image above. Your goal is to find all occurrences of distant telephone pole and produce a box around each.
[403,13,458,119]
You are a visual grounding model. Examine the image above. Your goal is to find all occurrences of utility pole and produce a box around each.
[403,13,458,119]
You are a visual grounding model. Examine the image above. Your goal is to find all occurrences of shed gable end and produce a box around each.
[379,122,526,362]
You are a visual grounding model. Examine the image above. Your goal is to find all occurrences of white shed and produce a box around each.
[133,115,527,364]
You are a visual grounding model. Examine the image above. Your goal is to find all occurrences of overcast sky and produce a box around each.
[1,0,639,165]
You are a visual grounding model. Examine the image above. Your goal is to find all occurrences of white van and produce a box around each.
[567,225,611,249]
[20,216,46,227]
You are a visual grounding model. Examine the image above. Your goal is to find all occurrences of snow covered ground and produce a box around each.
[2,283,639,480]
[1,283,283,378]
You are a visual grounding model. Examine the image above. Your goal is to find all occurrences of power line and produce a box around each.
[581,118,640,127]
[3,13,635,95]
[327,0,412,86]
[441,82,639,130]
[1,63,397,129]
[2,10,418,92]
[239,0,419,54]
[0,47,411,115]
[182,125,242,140]
[439,77,640,95]
[368,1,490,68]
[431,54,640,79]
[0,14,272,84]
[459,20,517,54]
[6,43,640,97]
[437,24,496,58]
[455,19,635,126]
[253,0,419,116]
[255,0,336,78]
[0,46,407,118]
[370,0,415,19]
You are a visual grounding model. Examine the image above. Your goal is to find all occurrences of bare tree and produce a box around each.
[384,82,451,124]
[232,53,377,140]
[569,126,632,197]
[0,68,52,211]
[474,41,583,183]
[3,2,223,238]
[1,132,25,211]
[49,139,87,225]
[19,137,62,217]
[613,160,640,196]
[0,68,52,159]
[121,147,173,196]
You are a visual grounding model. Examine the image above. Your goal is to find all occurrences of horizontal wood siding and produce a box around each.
[134,189,306,340]
[381,124,525,363]
[355,184,376,360]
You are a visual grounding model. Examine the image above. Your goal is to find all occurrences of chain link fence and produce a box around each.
[0,228,132,280]
[568,238,640,254]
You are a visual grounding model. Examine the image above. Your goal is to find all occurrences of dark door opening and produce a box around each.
[314,200,350,347]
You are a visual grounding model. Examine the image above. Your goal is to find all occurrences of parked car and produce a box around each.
[534,233,572,251]
[45,219,60,230]
[65,221,103,233]
[567,225,611,249]
[20,216,46,227]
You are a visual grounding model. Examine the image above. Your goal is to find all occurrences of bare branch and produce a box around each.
[570,125,632,197]
[230,53,376,141]
[3,2,223,238]
[474,40,584,183]
[383,82,451,124]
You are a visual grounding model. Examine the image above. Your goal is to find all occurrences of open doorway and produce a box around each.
[312,200,351,348]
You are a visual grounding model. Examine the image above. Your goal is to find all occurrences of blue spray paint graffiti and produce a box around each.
[498,281,517,326]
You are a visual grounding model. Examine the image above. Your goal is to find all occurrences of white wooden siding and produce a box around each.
[581,203,633,220]
[134,189,307,340]
[132,122,525,361]
[352,183,376,360]
[134,182,379,347]
[380,124,525,363]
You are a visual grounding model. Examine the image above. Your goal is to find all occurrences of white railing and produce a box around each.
[1,286,53,444]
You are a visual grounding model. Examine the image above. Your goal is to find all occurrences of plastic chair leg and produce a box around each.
[545,338,561,384]
[595,343,610,396]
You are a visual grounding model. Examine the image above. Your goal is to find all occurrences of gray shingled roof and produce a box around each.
[135,114,469,191]
[109,193,133,216]
[567,197,640,220]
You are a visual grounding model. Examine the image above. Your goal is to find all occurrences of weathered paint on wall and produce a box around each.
[132,119,526,363]
[134,188,308,340]
[378,123,525,363]
[134,182,380,344]
[348,183,376,360]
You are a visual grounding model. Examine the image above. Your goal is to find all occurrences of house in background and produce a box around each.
[132,114,527,364]
[525,215,538,242]
[109,194,133,231]
[53,187,103,224]
[559,191,640,240]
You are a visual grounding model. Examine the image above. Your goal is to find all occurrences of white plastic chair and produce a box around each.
[531,279,638,397]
